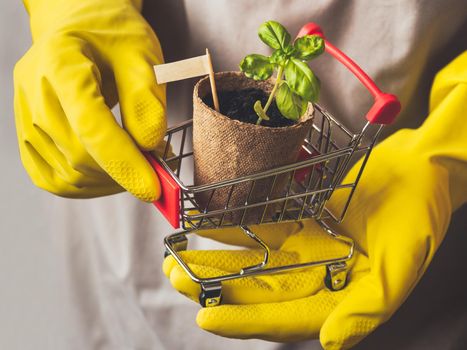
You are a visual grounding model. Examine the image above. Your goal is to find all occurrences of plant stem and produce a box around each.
[264,65,284,113]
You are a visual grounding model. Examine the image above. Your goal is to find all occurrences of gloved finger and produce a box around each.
[195,257,372,343]
[33,76,107,178]
[196,289,346,342]
[168,262,326,305]
[114,49,166,151]
[163,249,300,277]
[14,86,121,195]
[193,221,304,249]
[280,221,353,259]
[166,263,227,302]
[21,140,123,197]
[166,250,369,305]
[50,38,160,201]
[28,124,112,187]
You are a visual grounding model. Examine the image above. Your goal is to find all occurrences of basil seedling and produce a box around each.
[240,20,324,124]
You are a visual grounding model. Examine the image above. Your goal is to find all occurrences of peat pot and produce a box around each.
[192,71,314,225]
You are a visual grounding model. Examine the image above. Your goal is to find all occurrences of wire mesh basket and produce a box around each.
[148,22,400,307]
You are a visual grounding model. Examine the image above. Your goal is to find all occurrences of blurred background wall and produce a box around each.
[0,3,74,349]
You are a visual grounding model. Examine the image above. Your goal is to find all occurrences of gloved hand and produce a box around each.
[163,52,467,349]
[14,0,166,201]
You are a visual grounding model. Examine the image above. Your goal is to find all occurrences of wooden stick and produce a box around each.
[205,48,220,112]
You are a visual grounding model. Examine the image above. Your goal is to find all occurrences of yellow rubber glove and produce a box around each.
[163,52,467,349]
[14,0,166,201]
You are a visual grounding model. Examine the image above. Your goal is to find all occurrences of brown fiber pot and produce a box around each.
[193,71,314,224]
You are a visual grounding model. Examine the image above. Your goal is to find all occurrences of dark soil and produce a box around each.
[202,88,295,128]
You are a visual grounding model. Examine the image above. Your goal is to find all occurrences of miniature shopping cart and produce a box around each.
[147,23,401,307]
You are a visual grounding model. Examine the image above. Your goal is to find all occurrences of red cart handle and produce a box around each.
[297,23,401,124]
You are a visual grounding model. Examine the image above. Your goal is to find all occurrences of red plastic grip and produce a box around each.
[145,153,180,229]
[297,23,401,124]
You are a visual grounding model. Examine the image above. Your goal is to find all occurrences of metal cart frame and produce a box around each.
[148,22,400,307]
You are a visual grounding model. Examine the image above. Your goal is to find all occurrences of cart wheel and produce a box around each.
[164,234,188,259]
[324,262,348,291]
[199,283,222,307]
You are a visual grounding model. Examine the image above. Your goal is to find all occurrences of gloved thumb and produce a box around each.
[414,53,467,210]
[114,49,167,151]
[429,51,467,113]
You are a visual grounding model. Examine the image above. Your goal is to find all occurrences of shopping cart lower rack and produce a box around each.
[147,22,400,307]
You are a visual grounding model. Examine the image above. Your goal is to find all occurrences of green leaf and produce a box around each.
[258,21,291,50]
[275,82,307,120]
[293,35,325,60]
[283,45,296,56]
[270,45,296,66]
[239,54,274,81]
[270,49,287,66]
[284,58,320,102]
[253,100,270,122]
